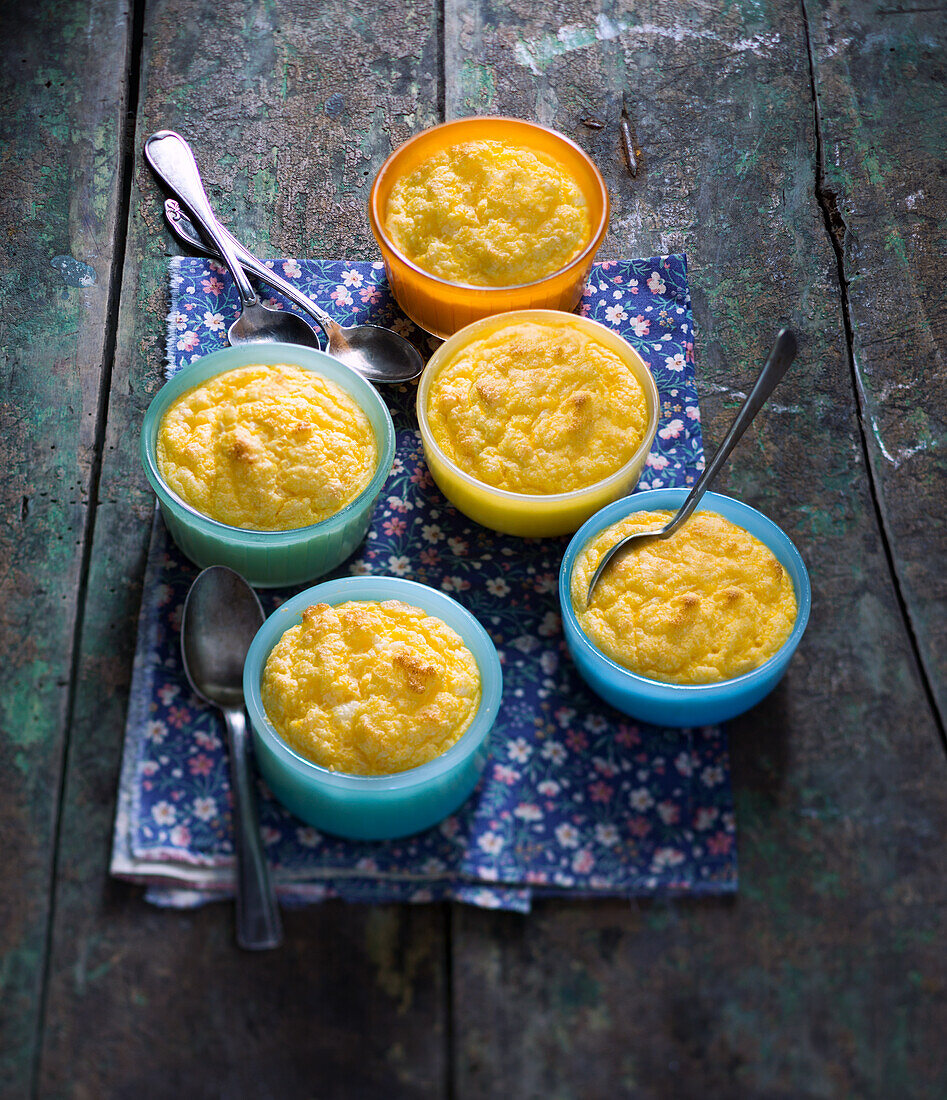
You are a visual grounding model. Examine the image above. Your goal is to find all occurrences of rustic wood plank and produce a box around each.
[0,2,131,1094]
[444,1,947,1095]
[38,1,448,1096]
[804,0,947,722]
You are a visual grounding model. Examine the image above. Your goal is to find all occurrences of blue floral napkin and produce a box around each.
[110,255,738,911]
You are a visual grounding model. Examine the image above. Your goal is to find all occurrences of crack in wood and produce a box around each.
[801,0,946,747]
[30,1,150,1094]
[820,186,846,250]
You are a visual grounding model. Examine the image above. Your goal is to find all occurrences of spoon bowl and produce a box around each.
[181,566,282,950]
[227,300,322,349]
[182,566,265,710]
[165,200,426,384]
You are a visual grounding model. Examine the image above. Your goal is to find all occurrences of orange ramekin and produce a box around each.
[369,117,610,339]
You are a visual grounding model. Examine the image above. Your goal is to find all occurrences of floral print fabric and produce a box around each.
[110,255,737,910]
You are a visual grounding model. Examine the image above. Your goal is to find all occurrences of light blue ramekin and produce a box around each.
[559,489,811,727]
[243,576,504,840]
[140,343,395,587]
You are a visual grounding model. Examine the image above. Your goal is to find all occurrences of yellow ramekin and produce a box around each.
[369,117,610,338]
[416,310,660,538]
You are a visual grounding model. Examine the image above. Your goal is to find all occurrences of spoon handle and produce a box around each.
[144,131,259,307]
[222,706,283,950]
[662,327,798,537]
[164,200,336,332]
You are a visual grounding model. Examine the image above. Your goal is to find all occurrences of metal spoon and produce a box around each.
[181,566,283,951]
[586,328,798,604]
[145,130,321,350]
[163,203,425,385]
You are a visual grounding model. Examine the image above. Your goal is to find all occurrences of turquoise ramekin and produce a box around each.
[140,343,395,587]
[559,489,811,727]
[243,576,504,840]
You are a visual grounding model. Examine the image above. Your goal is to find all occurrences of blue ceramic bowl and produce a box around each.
[559,489,811,727]
[141,343,396,587]
[244,576,503,840]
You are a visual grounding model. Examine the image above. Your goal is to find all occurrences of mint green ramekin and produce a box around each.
[244,577,504,840]
[140,343,395,588]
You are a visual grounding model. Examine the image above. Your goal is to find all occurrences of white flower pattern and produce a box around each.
[129,255,735,911]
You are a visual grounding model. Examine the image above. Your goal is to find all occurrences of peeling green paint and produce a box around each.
[250,146,279,209]
[50,255,96,287]
[513,24,605,74]
[456,60,496,112]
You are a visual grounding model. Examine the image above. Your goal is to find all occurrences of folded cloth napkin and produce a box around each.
[110,255,737,911]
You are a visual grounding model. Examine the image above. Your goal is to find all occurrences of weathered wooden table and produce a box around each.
[2,0,944,1095]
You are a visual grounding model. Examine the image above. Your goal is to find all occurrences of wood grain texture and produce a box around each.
[444,0,947,1095]
[37,2,447,1097]
[21,0,947,1095]
[0,2,130,1094]
[805,0,947,721]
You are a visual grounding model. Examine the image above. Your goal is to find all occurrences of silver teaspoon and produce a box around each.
[164,200,425,385]
[145,131,321,350]
[181,566,283,951]
[586,328,798,605]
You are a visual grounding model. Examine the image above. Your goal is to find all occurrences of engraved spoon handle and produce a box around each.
[145,130,259,306]
[164,200,336,331]
[661,327,798,538]
[222,706,283,950]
